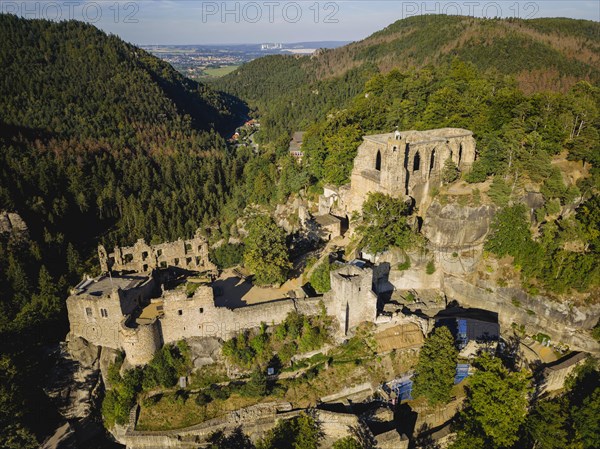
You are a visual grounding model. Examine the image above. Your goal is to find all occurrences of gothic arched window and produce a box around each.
[413,152,421,171]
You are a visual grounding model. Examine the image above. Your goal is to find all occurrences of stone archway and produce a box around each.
[375,150,382,171]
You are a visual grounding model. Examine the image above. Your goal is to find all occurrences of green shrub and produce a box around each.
[333,436,361,449]
[488,177,512,207]
[210,243,245,269]
[241,369,269,397]
[426,260,436,275]
[195,392,212,406]
[309,259,331,293]
[398,259,411,270]
[442,158,460,183]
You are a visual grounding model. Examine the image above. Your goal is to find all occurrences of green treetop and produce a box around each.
[412,326,458,405]
[357,192,420,254]
[243,215,291,286]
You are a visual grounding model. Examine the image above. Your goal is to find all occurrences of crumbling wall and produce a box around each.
[99,231,215,274]
[340,129,476,213]
[120,403,377,449]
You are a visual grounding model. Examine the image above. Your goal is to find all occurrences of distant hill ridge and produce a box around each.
[215,15,600,128]
[0,13,242,146]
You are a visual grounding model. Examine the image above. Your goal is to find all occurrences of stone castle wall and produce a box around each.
[329,265,378,335]
[159,286,321,344]
[99,231,215,274]
[119,318,162,366]
[66,276,156,350]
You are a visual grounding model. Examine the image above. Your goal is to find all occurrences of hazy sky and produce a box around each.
[6,1,600,44]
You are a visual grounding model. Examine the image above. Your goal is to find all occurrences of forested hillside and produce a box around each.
[214,15,600,144]
[0,15,248,447]
[1,13,599,448]
[212,15,600,297]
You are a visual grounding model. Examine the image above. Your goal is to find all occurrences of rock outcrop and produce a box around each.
[187,336,222,368]
[43,337,116,448]
[423,201,495,275]
[444,276,600,353]
[0,210,28,237]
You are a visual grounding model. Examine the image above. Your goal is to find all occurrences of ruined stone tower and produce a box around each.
[329,264,378,335]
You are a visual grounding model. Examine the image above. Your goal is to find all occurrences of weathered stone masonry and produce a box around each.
[99,231,215,274]
[342,128,476,212]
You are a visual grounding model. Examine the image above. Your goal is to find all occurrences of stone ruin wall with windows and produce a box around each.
[98,230,216,274]
[66,262,378,366]
[66,274,160,363]
[342,128,476,212]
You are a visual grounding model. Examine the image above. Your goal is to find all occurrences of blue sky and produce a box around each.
[6,1,600,44]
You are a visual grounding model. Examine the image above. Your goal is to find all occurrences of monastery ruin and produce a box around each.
[320,127,476,214]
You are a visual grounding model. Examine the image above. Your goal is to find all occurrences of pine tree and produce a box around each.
[412,326,458,405]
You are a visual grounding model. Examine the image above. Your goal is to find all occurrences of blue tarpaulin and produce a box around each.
[392,380,413,401]
[457,319,468,348]
[455,363,470,384]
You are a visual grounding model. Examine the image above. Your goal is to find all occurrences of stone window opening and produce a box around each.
[375,150,382,171]
[143,264,148,272]
[197,245,202,252]
[141,251,148,261]
[85,307,92,317]
[195,256,201,265]
[199,308,204,313]
[429,149,436,176]
[413,152,421,171]
[458,144,463,165]
[124,253,134,264]
[178,309,183,316]
[394,131,401,140]
[100,308,108,318]
[160,261,167,268]
[157,249,163,257]
[174,258,180,266]
[186,257,192,266]
[185,243,192,253]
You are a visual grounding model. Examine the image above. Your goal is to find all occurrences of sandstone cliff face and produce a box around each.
[423,201,495,250]
[43,337,122,449]
[443,276,600,353]
[402,200,600,354]
[422,200,495,275]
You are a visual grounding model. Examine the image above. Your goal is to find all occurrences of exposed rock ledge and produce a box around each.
[444,276,600,354]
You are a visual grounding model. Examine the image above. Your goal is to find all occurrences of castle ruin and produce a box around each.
[67,243,379,366]
[99,230,215,274]
[324,128,476,214]
[66,128,477,368]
